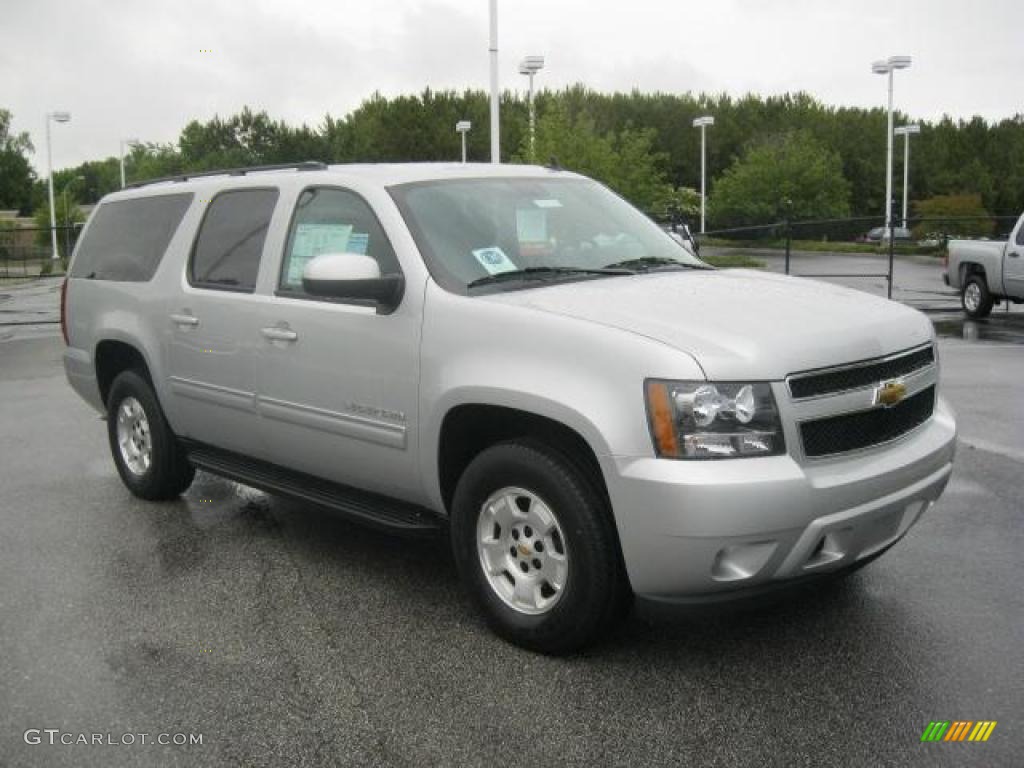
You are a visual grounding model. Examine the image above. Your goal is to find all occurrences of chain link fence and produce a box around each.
[654,212,1019,304]
[0,225,83,280]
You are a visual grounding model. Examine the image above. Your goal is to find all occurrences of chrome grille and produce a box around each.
[800,386,936,458]
[788,345,935,400]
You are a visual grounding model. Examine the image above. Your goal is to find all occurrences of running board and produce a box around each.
[182,441,444,536]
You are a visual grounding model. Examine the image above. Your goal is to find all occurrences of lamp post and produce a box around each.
[456,121,472,163]
[871,56,912,237]
[488,0,500,163]
[120,138,140,188]
[518,55,545,163]
[692,115,714,233]
[894,124,921,228]
[46,110,72,260]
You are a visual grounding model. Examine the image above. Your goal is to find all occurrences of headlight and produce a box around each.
[645,380,785,459]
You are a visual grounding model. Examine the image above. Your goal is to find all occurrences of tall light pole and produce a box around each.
[456,121,472,163]
[894,123,921,228]
[519,55,545,163]
[872,56,912,237]
[692,115,714,233]
[120,138,139,188]
[46,111,72,260]
[488,0,500,164]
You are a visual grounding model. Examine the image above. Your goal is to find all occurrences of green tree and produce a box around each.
[0,109,36,214]
[650,186,701,224]
[912,194,994,239]
[709,131,851,227]
[515,103,668,209]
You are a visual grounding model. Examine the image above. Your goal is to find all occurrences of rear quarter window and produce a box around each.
[70,193,193,281]
[189,188,279,292]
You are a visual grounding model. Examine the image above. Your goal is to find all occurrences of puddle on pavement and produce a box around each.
[932,313,1024,344]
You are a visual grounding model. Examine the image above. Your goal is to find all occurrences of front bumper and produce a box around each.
[604,397,956,600]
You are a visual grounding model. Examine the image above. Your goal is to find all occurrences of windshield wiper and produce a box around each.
[467,266,630,289]
[602,257,710,272]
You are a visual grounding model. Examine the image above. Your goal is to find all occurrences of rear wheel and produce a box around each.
[451,440,632,654]
[107,370,195,500]
[962,275,994,318]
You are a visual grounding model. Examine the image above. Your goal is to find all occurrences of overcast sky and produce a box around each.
[3,0,1021,173]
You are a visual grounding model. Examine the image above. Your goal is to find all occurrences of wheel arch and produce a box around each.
[434,401,611,517]
[94,337,155,408]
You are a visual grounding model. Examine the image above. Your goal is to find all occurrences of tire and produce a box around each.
[450,440,632,654]
[106,369,195,500]
[961,274,994,318]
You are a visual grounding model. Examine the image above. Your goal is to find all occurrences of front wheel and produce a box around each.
[107,369,195,500]
[450,441,632,654]
[962,275,994,318]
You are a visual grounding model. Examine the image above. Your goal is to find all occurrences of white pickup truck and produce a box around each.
[945,212,1024,317]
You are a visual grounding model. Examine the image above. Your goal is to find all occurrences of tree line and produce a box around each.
[3,87,1023,230]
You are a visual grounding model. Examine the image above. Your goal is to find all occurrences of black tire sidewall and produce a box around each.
[962,276,993,318]
[450,441,624,653]
[106,370,193,500]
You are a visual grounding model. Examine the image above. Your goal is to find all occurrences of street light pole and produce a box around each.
[456,121,472,163]
[45,111,72,261]
[519,56,545,163]
[488,0,500,164]
[120,138,139,188]
[872,56,912,236]
[894,124,921,228]
[692,116,714,233]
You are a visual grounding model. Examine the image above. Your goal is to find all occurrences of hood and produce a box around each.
[483,269,934,380]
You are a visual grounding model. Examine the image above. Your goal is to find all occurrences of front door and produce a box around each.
[254,186,422,502]
[1004,218,1024,299]
[165,187,279,459]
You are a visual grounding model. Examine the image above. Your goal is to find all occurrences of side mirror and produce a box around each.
[302,253,404,313]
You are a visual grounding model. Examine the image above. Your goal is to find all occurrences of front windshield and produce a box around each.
[389,177,705,293]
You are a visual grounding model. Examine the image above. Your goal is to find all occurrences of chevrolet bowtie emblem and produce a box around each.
[875,380,907,407]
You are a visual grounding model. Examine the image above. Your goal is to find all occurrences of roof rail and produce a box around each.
[125,161,327,189]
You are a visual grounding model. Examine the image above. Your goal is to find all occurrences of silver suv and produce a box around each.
[63,162,956,653]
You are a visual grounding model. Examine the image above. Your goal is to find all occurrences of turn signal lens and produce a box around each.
[645,381,681,457]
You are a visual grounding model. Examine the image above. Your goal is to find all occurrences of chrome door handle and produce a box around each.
[170,313,199,327]
[260,326,298,342]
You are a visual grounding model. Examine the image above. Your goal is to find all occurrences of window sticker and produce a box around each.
[347,232,369,255]
[287,223,353,284]
[516,208,548,243]
[472,246,517,275]
[533,198,563,208]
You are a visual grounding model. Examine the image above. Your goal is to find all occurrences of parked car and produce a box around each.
[944,212,1024,317]
[62,162,956,653]
[858,226,914,244]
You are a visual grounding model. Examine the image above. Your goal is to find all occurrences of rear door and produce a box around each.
[165,187,279,458]
[253,186,423,501]
[1004,216,1024,298]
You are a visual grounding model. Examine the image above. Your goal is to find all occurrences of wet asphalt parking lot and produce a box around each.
[1,274,1022,767]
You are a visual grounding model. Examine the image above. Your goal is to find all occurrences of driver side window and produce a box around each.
[279,187,399,294]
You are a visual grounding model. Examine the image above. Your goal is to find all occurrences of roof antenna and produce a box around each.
[547,156,562,171]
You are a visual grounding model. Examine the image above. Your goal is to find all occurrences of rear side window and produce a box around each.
[190,188,279,292]
[70,193,193,281]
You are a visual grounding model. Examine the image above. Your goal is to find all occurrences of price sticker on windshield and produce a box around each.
[472,246,517,275]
